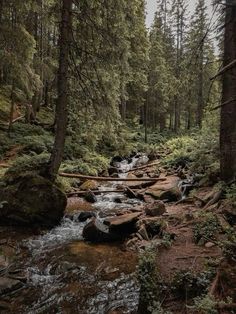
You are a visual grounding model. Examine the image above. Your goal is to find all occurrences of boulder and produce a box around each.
[82,218,121,243]
[0,277,23,296]
[80,180,98,191]
[106,213,141,236]
[144,201,166,217]
[0,174,67,227]
[84,190,97,203]
[146,176,181,202]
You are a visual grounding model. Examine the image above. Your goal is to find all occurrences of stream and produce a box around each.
[0,155,149,314]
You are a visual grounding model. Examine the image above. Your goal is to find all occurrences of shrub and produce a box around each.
[172,270,215,299]
[225,184,236,206]
[5,153,50,177]
[162,136,196,168]
[193,212,220,245]
[190,295,217,314]
[138,248,161,314]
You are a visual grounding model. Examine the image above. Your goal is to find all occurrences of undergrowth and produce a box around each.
[193,212,220,245]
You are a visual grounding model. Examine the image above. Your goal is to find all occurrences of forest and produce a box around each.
[0,0,236,313]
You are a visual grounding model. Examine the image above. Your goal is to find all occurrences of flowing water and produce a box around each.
[1,155,148,314]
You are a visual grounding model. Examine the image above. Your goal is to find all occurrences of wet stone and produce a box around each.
[78,211,96,222]
[0,277,23,296]
[84,191,97,203]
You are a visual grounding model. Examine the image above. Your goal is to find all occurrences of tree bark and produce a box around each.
[220,1,236,182]
[47,0,72,180]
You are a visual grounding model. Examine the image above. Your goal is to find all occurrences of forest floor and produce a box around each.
[0,150,235,313]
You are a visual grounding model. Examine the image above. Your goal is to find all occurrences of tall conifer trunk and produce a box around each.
[220,1,236,182]
[48,0,72,180]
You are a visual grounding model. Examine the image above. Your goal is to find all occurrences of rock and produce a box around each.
[78,211,96,222]
[144,201,166,217]
[104,212,142,237]
[0,277,23,296]
[0,174,67,227]
[145,176,181,202]
[110,173,120,178]
[114,197,122,204]
[66,197,93,213]
[108,166,119,176]
[134,171,144,178]
[80,180,98,191]
[84,190,97,203]
[104,212,141,230]
[83,218,121,243]
[125,187,137,199]
[205,242,215,248]
[111,156,123,164]
[141,194,155,203]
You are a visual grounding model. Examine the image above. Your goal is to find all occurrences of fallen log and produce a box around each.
[67,189,129,196]
[126,161,161,173]
[59,172,165,182]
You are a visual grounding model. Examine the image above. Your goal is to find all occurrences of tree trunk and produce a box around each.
[197,43,204,128]
[8,81,15,136]
[47,0,72,180]
[220,1,236,182]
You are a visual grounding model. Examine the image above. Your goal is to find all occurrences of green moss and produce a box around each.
[0,173,67,227]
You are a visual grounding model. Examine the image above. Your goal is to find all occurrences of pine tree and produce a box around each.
[48,0,72,179]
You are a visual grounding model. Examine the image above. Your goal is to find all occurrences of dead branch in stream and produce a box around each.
[59,172,165,182]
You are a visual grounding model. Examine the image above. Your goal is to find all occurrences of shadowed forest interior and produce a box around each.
[0,0,236,313]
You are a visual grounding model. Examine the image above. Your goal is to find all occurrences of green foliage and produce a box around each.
[225,184,236,206]
[137,247,171,313]
[5,153,50,177]
[190,295,218,314]
[138,248,160,313]
[193,212,220,245]
[162,136,196,167]
[56,177,78,193]
[150,302,173,314]
[172,270,215,299]
[60,153,109,176]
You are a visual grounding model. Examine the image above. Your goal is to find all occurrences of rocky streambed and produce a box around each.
[0,154,199,313]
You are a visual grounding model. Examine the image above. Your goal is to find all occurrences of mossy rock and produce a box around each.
[0,174,67,227]
[80,180,98,191]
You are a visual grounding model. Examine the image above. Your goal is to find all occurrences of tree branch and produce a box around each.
[210,59,236,81]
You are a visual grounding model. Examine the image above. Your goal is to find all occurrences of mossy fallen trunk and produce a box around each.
[0,173,67,227]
